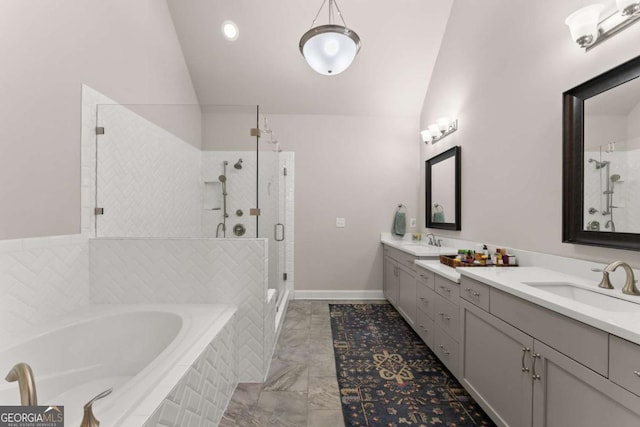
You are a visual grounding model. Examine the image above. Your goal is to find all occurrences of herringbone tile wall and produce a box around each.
[0,235,90,341]
[143,313,237,427]
[90,237,269,382]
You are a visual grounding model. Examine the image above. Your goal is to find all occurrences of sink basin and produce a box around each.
[523,282,640,312]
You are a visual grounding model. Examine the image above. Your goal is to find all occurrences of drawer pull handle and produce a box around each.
[634,370,640,378]
[521,347,530,372]
[420,297,428,305]
[420,274,430,281]
[531,353,541,380]
[438,344,450,355]
[438,312,451,321]
[465,288,481,297]
[419,324,427,332]
[439,286,451,293]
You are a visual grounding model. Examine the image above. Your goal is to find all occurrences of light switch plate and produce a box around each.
[409,218,417,228]
[336,217,346,228]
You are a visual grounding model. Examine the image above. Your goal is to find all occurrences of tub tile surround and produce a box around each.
[0,235,89,341]
[90,237,270,382]
[142,313,237,427]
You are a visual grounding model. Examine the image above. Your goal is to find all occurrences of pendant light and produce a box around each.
[299,0,361,76]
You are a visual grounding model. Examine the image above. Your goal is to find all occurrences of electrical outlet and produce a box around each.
[336,217,346,228]
[409,218,417,228]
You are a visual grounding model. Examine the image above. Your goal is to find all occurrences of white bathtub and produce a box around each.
[0,304,236,426]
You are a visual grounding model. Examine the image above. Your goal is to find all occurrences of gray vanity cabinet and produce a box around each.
[532,340,640,427]
[396,265,416,326]
[460,276,640,427]
[383,245,418,326]
[383,255,399,306]
[461,299,534,427]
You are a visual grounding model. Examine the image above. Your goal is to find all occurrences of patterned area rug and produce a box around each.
[330,303,495,427]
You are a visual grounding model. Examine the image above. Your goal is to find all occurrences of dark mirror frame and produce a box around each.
[563,54,640,251]
[426,145,461,231]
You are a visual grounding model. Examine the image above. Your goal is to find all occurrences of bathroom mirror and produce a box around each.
[426,146,461,230]
[563,54,640,251]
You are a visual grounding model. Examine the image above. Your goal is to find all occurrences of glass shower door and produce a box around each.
[257,113,286,305]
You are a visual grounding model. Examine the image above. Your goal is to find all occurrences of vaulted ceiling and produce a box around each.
[166,0,453,117]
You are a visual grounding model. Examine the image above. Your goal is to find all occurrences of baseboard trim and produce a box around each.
[294,290,385,300]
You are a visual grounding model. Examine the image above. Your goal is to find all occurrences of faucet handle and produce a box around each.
[590,267,604,272]
[80,388,113,427]
[596,270,615,290]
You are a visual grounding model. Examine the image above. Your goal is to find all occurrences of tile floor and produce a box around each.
[220,300,387,427]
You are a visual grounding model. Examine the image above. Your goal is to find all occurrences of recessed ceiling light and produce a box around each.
[221,20,239,41]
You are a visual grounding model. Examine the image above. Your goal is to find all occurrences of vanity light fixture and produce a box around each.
[421,118,458,144]
[299,0,361,75]
[565,1,640,50]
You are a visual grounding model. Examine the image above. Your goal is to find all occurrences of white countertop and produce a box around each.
[381,235,459,257]
[415,259,461,283]
[458,266,640,345]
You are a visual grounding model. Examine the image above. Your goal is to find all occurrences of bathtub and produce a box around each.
[0,304,236,426]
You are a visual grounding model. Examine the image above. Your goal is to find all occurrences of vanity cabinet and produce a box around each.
[383,245,419,326]
[460,276,640,427]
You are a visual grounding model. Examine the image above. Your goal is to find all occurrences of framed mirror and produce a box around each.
[563,54,640,251]
[426,146,461,230]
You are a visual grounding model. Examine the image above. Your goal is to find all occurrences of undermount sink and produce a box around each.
[523,282,640,312]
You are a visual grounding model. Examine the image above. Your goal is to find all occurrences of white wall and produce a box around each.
[420,0,640,267]
[0,0,198,240]
[268,114,420,293]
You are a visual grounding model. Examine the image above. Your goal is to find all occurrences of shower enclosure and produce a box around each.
[93,103,291,307]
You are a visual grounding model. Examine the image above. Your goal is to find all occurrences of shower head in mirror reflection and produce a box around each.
[234,158,243,170]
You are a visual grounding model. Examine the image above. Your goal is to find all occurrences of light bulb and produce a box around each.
[222,20,239,41]
[437,118,450,132]
[420,130,432,142]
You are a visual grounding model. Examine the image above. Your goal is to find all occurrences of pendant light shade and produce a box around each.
[299,0,361,76]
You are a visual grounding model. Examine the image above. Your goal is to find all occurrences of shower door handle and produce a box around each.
[274,223,285,241]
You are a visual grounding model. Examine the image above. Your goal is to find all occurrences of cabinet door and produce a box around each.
[383,257,398,306]
[460,300,533,427]
[533,340,640,427]
[397,265,416,326]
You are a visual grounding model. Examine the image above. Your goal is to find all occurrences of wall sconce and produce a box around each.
[565,1,640,50]
[421,118,458,144]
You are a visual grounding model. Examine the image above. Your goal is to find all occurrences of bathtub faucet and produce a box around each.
[5,362,38,406]
[80,388,113,427]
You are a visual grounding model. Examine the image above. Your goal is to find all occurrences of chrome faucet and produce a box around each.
[215,222,225,238]
[594,261,640,295]
[425,233,436,246]
[5,363,37,406]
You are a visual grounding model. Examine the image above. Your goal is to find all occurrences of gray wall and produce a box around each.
[0,0,199,240]
[420,0,640,267]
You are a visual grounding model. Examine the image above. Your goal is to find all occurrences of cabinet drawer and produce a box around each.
[415,309,435,349]
[610,335,640,397]
[416,269,435,289]
[434,292,460,342]
[435,326,459,377]
[386,246,418,271]
[460,277,490,311]
[435,274,459,301]
[417,282,436,319]
[490,288,608,376]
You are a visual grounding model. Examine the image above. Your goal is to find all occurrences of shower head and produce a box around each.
[218,175,227,183]
[588,158,610,169]
[611,174,621,182]
[234,158,243,170]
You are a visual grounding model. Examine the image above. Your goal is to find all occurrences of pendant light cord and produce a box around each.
[309,0,349,28]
